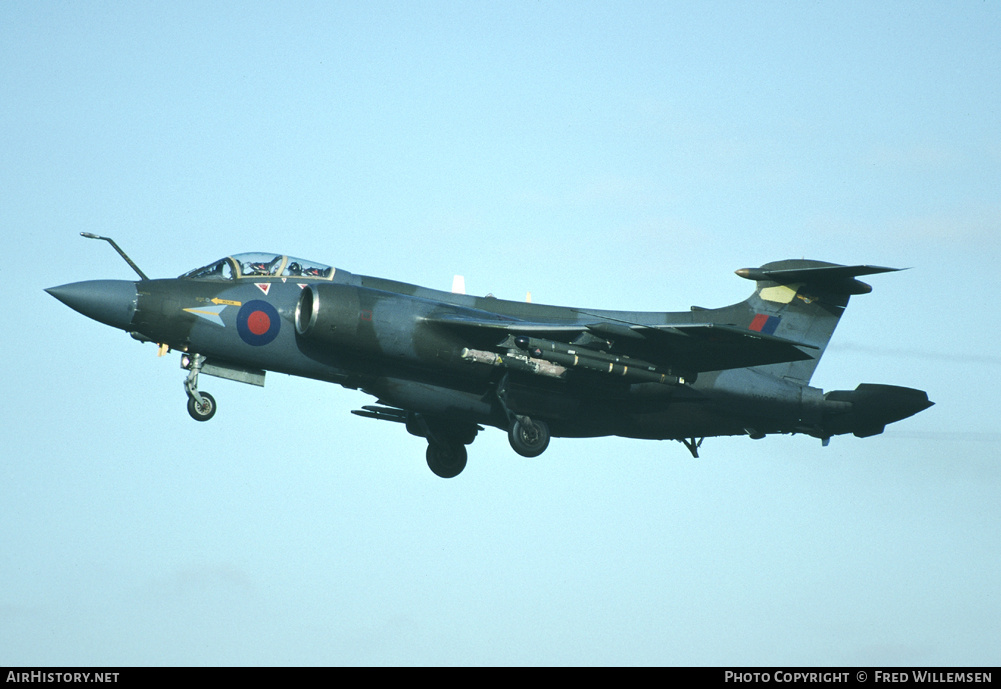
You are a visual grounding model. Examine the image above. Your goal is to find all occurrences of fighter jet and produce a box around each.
[47,234,932,478]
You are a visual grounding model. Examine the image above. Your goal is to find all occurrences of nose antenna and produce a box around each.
[80,233,149,280]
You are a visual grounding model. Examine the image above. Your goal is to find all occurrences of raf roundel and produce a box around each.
[237,300,280,346]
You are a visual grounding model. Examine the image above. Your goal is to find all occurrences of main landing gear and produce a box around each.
[425,440,467,479]
[508,415,551,458]
[182,353,216,422]
[496,375,552,459]
[405,415,476,479]
[352,403,556,478]
[422,415,549,477]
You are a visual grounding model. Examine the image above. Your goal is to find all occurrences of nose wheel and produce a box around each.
[187,391,217,421]
[182,353,217,422]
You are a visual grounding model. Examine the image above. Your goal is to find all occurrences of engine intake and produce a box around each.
[295,283,364,348]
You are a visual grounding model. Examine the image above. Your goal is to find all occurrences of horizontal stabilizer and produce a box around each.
[735,262,902,295]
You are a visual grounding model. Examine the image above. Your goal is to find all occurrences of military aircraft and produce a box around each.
[47,233,932,478]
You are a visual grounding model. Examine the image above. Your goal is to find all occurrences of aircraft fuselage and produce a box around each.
[47,248,933,477]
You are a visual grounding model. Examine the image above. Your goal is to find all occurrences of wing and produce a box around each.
[426,313,815,375]
[607,322,816,373]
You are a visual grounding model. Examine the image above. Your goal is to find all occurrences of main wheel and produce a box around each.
[187,391,217,422]
[508,417,550,457]
[426,441,467,479]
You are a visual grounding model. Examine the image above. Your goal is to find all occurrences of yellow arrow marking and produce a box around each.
[211,297,242,306]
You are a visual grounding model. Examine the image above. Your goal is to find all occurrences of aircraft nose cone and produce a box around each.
[46,280,138,331]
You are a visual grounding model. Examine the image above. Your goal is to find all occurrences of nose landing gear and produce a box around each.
[186,391,217,421]
[182,353,216,422]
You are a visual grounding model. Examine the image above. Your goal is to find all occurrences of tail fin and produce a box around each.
[725,260,901,385]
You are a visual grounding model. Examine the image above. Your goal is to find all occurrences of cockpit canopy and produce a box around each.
[180,253,335,281]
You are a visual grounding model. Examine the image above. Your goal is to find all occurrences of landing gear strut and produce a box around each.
[508,416,551,457]
[680,437,703,458]
[182,353,216,422]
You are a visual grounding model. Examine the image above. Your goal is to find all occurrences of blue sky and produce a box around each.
[2,1,999,666]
